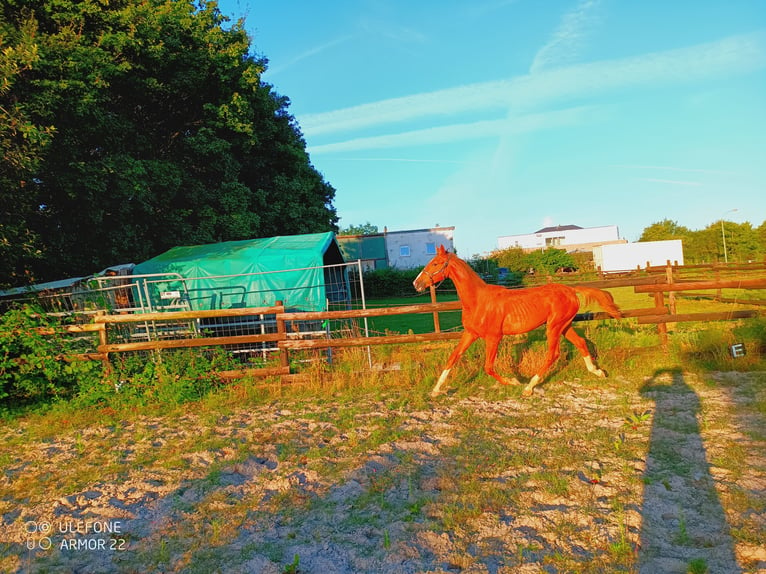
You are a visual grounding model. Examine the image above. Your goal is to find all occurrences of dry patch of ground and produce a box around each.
[1,370,764,573]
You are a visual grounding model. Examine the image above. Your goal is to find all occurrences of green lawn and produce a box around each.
[356,284,762,337]
[361,292,461,335]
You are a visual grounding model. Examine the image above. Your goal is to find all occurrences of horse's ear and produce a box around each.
[437,244,446,255]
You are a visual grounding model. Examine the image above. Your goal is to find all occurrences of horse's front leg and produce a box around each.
[431,331,478,397]
[522,322,565,397]
[484,335,520,387]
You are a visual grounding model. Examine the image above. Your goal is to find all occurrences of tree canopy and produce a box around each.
[638,219,691,243]
[339,222,379,235]
[0,0,337,287]
[489,246,577,275]
[639,218,766,264]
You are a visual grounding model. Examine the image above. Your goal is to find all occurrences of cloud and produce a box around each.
[268,35,354,75]
[614,164,739,176]
[530,0,602,74]
[307,106,597,154]
[299,31,766,137]
[317,157,478,165]
[638,178,702,186]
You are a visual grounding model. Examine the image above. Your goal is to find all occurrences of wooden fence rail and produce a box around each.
[37,266,766,378]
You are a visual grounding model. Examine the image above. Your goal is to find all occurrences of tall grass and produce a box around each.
[2,312,764,573]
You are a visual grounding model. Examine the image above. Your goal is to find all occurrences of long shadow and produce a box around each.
[638,367,741,573]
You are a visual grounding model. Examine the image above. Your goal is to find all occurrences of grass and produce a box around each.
[362,292,461,334]
[1,314,764,572]
[360,281,756,338]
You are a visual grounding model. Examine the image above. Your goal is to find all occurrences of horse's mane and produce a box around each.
[448,254,486,286]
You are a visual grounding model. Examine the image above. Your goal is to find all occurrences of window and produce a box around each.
[426,242,436,255]
[400,245,411,257]
[545,236,564,247]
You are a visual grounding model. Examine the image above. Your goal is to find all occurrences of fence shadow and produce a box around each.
[638,367,741,573]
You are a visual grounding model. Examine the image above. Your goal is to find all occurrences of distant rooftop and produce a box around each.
[535,224,583,233]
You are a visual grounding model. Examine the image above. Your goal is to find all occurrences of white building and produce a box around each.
[337,225,456,270]
[497,224,626,253]
[386,226,455,269]
[593,240,684,272]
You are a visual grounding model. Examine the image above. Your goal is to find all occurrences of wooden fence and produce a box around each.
[48,267,766,379]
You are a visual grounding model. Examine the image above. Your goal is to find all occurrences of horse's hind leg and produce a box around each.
[431,331,478,397]
[563,325,606,378]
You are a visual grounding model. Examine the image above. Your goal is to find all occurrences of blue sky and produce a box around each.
[217,0,766,257]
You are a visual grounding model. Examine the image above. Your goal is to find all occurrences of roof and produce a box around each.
[336,234,387,261]
[0,276,87,298]
[336,225,455,239]
[535,225,583,233]
[0,263,135,298]
[132,232,344,311]
[135,232,341,274]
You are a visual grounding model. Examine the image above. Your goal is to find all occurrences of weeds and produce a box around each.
[0,309,764,573]
[282,554,300,574]
[687,557,709,574]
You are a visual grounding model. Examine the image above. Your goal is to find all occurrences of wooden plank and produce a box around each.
[94,305,284,323]
[637,310,763,324]
[635,278,766,293]
[280,331,465,350]
[35,323,105,335]
[575,307,665,321]
[572,276,667,289]
[678,293,766,307]
[63,353,108,362]
[277,301,462,322]
[98,332,284,353]
[217,366,290,379]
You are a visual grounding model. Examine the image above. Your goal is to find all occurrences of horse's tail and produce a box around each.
[573,286,622,319]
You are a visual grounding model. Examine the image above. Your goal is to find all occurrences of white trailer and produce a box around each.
[593,240,684,273]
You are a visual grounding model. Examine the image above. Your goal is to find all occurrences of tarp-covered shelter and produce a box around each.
[132,232,347,311]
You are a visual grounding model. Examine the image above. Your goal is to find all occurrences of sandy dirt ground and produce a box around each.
[2,370,765,573]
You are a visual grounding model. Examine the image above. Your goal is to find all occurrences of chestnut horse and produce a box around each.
[413,246,621,397]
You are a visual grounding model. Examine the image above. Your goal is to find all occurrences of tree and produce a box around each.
[488,246,578,276]
[638,219,691,242]
[0,12,55,286]
[525,248,577,275]
[638,218,766,264]
[488,247,529,273]
[757,220,766,257]
[340,222,379,235]
[0,0,337,286]
[728,222,761,263]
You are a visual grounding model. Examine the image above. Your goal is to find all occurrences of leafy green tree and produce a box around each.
[525,248,577,274]
[488,247,529,273]
[0,12,55,287]
[340,222,379,235]
[638,218,766,264]
[684,226,721,264]
[1,0,337,285]
[638,219,691,242]
[757,220,766,258]
[702,220,761,263]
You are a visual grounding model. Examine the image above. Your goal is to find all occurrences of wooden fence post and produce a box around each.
[429,285,441,333]
[653,287,669,349]
[666,260,676,315]
[716,268,722,301]
[95,311,110,373]
[275,301,289,372]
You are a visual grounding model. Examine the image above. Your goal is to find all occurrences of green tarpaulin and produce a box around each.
[132,232,346,311]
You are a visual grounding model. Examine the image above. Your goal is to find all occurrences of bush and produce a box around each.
[363,268,422,298]
[0,305,102,410]
[75,348,237,409]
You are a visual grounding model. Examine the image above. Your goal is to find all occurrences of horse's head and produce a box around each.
[413,245,452,292]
